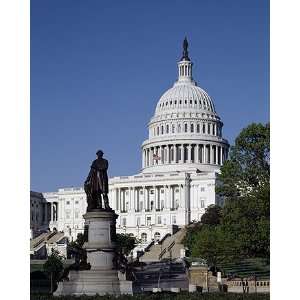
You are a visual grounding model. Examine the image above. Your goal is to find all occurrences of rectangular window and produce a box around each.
[136,217,141,226]
[75,200,79,204]
[201,200,205,208]
[200,187,205,192]
[146,216,151,226]
[172,215,176,224]
[66,201,70,205]
[157,216,162,224]
[150,190,154,195]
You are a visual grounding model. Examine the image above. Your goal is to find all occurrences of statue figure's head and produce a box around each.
[96,150,104,158]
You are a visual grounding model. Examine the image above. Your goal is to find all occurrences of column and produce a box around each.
[167,185,171,209]
[118,188,121,211]
[158,146,162,165]
[142,186,147,210]
[203,144,206,164]
[184,174,191,224]
[216,146,219,165]
[165,145,169,164]
[154,186,157,210]
[55,202,58,221]
[196,144,199,163]
[129,188,133,211]
[145,187,149,211]
[180,144,184,163]
[210,144,213,164]
[149,148,152,166]
[220,147,223,165]
[172,145,176,163]
[50,203,53,221]
[170,186,174,210]
[178,185,182,208]
[187,144,191,163]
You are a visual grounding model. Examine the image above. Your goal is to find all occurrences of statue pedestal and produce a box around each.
[54,210,132,296]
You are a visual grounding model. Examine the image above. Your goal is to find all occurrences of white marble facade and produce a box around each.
[42,41,229,246]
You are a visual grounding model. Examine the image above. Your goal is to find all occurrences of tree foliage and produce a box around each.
[217,123,270,198]
[184,123,270,267]
[115,233,138,256]
[43,249,64,292]
[201,205,222,225]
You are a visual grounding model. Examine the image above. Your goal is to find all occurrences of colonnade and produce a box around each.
[50,202,58,222]
[142,143,228,168]
[114,184,185,213]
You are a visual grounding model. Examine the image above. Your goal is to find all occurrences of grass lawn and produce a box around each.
[31,292,270,300]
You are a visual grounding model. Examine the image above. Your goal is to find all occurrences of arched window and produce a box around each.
[202,124,205,134]
[208,124,211,134]
[172,124,175,133]
[184,123,188,132]
[166,124,169,133]
[161,125,164,135]
[178,124,181,133]
[197,124,200,133]
[157,127,159,135]
[141,233,147,243]
[191,124,194,133]
[180,100,182,105]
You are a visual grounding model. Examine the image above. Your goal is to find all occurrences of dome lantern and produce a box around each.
[177,37,193,84]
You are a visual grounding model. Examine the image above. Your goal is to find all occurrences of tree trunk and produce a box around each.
[50,272,53,294]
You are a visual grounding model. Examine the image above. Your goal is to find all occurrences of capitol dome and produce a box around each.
[155,80,216,116]
[141,38,229,174]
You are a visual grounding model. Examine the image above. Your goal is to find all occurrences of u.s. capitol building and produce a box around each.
[42,39,229,249]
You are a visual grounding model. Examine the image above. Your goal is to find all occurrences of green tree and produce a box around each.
[217,123,270,198]
[222,184,270,258]
[184,123,270,266]
[43,249,64,293]
[218,123,270,259]
[115,233,138,256]
[201,205,222,225]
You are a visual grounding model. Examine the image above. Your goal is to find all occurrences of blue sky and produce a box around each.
[31,0,269,192]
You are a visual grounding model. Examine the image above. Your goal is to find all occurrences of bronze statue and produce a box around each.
[181,36,190,61]
[84,150,111,211]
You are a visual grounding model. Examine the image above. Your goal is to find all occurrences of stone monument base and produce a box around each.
[54,209,133,296]
[54,269,133,296]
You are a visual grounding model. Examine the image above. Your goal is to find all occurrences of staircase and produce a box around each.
[140,228,187,262]
[220,258,270,280]
[30,231,65,255]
